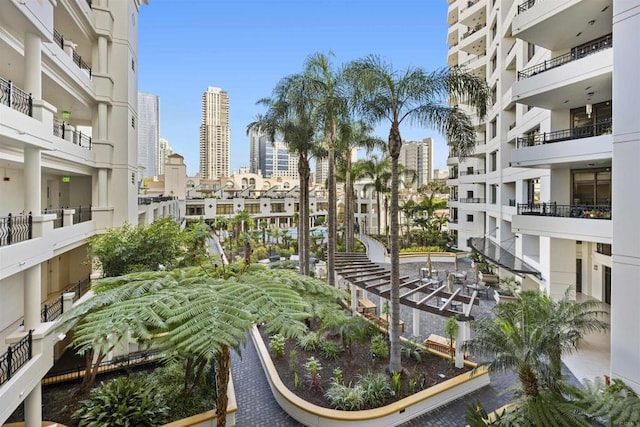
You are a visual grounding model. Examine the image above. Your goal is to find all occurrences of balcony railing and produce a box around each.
[0,213,33,247]
[518,34,612,80]
[138,196,178,205]
[0,78,33,117]
[0,330,33,386]
[53,119,92,149]
[72,205,92,223]
[459,198,485,203]
[517,0,540,14]
[516,119,612,148]
[43,208,63,229]
[462,24,486,40]
[52,29,92,78]
[517,202,611,219]
[460,169,486,176]
[41,277,91,322]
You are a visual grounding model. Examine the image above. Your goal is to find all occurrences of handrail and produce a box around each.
[0,330,33,386]
[53,120,93,150]
[43,208,64,229]
[52,29,92,78]
[0,78,33,117]
[517,0,540,14]
[0,213,33,247]
[459,198,485,203]
[518,34,612,80]
[516,119,612,148]
[41,277,91,323]
[459,169,486,176]
[517,202,611,219]
[71,205,92,223]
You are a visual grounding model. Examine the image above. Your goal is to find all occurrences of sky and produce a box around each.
[138,0,451,177]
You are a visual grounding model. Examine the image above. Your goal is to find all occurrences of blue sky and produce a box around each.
[138,0,450,176]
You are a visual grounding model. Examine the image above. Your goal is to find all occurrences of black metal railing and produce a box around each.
[71,205,92,223]
[460,169,486,176]
[0,78,33,116]
[0,330,33,386]
[517,0,539,14]
[516,119,612,148]
[459,198,485,203]
[53,29,64,49]
[43,208,64,229]
[462,24,486,40]
[138,196,178,205]
[53,120,92,149]
[517,202,611,219]
[0,213,33,247]
[86,0,92,7]
[508,199,516,207]
[53,29,92,78]
[41,295,63,322]
[466,0,480,9]
[518,34,612,80]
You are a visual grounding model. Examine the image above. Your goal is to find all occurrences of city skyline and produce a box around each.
[137,1,450,176]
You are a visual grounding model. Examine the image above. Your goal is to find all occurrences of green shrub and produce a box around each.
[269,334,286,358]
[325,382,366,410]
[391,371,402,397]
[399,245,444,254]
[400,339,425,362]
[288,349,298,372]
[73,376,168,427]
[331,368,344,385]
[304,357,323,391]
[297,331,323,352]
[370,334,389,359]
[320,341,344,360]
[358,372,390,407]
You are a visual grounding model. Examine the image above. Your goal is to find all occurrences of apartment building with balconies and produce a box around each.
[446,0,640,391]
[0,1,180,424]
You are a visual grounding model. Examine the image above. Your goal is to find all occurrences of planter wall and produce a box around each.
[251,326,489,427]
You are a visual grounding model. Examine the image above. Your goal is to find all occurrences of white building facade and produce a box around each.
[158,137,173,176]
[137,91,160,178]
[399,137,435,189]
[0,1,179,425]
[199,86,230,180]
[445,0,639,391]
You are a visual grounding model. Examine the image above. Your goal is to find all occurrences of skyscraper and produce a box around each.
[399,137,434,189]
[158,138,173,176]
[199,87,230,179]
[252,133,299,179]
[137,92,160,178]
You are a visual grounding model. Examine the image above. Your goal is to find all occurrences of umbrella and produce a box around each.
[427,251,433,276]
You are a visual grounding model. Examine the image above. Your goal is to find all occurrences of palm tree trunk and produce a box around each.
[327,129,337,288]
[215,345,231,427]
[299,155,310,275]
[388,123,402,373]
[376,192,381,236]
[345,155,354,252]
[519,365,540,397]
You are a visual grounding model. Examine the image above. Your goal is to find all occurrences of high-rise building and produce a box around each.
[399,138,434,189]
[199,87,230,179]
[252,134,299,179]
[446,0,640,391]
[137,92,160,178]
[0,1,180,424]
[158,138,173,176]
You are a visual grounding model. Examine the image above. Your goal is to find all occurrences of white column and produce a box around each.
[412,308,420,337]
[98,102,108,140]
[24,32,41,99]
[351,284,357,313]
[98,168,108,207]
[24,147,41,214]
[98,36,108,74]
[24,265,41,331]
[24,384,42,427]
[455,320,466,369]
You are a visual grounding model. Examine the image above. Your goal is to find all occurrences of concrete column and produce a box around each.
[98,168,108,207]
[412,308,420,337]
[63,209,75,226]
[455,321,467,369]
[24,264,41,331]
[98,102,108,140]
[63,292,76,312]
[24,32,41,99]
[351,284,357,313]
[24,147,41,214]
[24,384,42,427]
[98,36,108,74]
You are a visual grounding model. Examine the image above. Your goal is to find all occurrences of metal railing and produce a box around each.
[516,119,612,148]
[0,213,33,247]
[53,29,64,49]
[459,198,485,203]
[517,202,611,219]
[462,24,486,40]
[41,277,91,323]
[43,208,64,229]
[138,196,178,205]
[0,330,33,386]
[72,205,92,223]
[53,120,92,149]
[459,169,486,176]
[52,29,92,78]
[0,78,33,116]
[518,34,612,80]
[517,0,541,14]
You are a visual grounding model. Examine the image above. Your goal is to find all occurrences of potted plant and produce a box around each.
[494,276,520,303]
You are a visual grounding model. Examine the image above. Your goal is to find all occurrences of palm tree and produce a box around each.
[58,264,346,427]
[357,154,391,236]
[247,73,318,275]
[336,120,384,251]
[346,55,489,373]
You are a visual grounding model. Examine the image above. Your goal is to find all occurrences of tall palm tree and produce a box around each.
[346,55,489,373]
[357,154,391,236]
[247,73,317,275]
[336,120,384,251]
[304,52,348,288]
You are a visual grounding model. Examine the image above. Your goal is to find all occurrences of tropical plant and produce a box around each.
[356,155,391,236]
[288,349,298,372]
[269,334,286,358]
[400,338,425,363]
[444,315,459,364]
[331,367,344,385]
[370,334,389,359]
[72,377,168,427]
[297,331,323,352]
[390,371,402,397]
[496,276,520,297]
[304,356,323,391]
[320,310,370,359]
[346,55,490,373]
[320,341,344,360]
[325,382,366,410]
[358,372,391,407]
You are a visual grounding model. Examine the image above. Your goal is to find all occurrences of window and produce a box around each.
[570,100,612,135]
[490,54,497,74]
[491,185,498,204]
[491,22,497,41]
[490,119,497,139]
[131,116,136,129]
[490,151,498,172]
[572,168,611,205]
[596,243,612,256]
[491,86,498,106]
[467,214,474,222]
[526,178,541,204]
[527,43,537,62]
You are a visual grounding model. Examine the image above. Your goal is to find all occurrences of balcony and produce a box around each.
[0,213,33,247]
[517,202,611,220]
[0,78,32,117]
[516,119,612,148]
[518,34,612,81]
[459,198,485,203]
[53,118,93,150]
[0,330,33,387]
[513,0,613,51]
[459,24,487,55]
[459,0,485,28]
[53,29,92,78]
[459,169,486,176]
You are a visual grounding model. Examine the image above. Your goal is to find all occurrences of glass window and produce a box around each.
[572,168,611,205]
